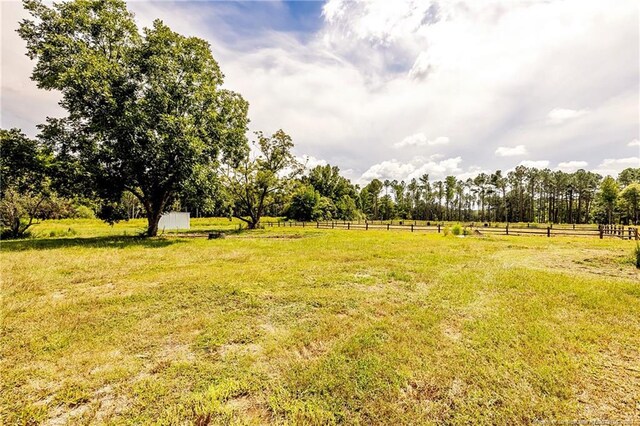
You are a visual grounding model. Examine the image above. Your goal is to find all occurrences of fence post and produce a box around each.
[629,227,633,240]
[547,226,551,237]
[599,225,603,239]
[506,223,509,235]
[347,223,350,230]
[366,222,369,230]
[332,221,335,229]
[387,224,390,231]
[316,221,319,228]
[438,224,441,233]
[636,228,639,241]
[411,224,414,232]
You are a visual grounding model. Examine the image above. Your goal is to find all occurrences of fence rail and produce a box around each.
[259,220,639,240]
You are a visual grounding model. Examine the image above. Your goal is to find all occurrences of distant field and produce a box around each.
[1,219,639,424]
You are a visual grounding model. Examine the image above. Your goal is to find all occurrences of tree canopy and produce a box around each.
[19,0,249,236]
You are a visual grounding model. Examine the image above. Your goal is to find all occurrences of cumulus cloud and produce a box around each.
[360,156,463,182]
[557,161,588,171]
[299,155,328,170]
[519,160,550,169]
[495,145,527,157]
[547,108,589,125]
[628,139,640,147]
[592,157,639,177]
[394,133,449,148]
[1,0,638,183]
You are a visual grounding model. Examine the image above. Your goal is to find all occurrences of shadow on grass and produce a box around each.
[0,235,184,252]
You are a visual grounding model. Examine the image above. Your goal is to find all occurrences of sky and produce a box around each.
[1,0,639,184]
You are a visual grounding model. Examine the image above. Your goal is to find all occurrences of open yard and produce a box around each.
[1,219,639,424]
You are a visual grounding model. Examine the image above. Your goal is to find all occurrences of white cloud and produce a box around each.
[599,157,640,168]
[628,138,640,147]
[2,0,638,182]
[495,145,527,157]
[394,133,449,148]
[547,108,589,125]
[299,155,328,170]
[557,161,588,171]
[360,156,462,182]
[519,160,550,169]
[593,157,640,177]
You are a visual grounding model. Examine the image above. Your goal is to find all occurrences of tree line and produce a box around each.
[1,0,639,238]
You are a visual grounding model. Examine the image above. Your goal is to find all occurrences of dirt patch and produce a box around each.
[494,247,639,280]
[93,385,129,422]
[575,346,640,421]
[45,403,91,426]
[219,343,262,358]
[225,396,271,423]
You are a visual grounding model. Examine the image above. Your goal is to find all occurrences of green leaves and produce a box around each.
[225,130,300,228]
[19,0,249,235]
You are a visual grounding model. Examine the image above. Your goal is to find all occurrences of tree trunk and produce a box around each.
[146,209,163,237]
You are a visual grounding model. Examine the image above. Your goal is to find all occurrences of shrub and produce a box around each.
[48,228,77,238]
[443,226,451,236]
[451,224,462,236]
[635,243,640,269]
[75,205,95,219]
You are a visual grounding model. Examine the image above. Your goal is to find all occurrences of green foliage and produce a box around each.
[597,176,620,224]
[0,129,55,238]
[618,183,640,225]
[635,243,640,269]
[19,0,249,236]
[74,205,95,219]
[287,185,321,221]
[617,167,640,187]
[451,224,462,236]
[226,130,300,229]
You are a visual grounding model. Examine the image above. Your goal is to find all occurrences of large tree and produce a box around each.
[19,0,248,236]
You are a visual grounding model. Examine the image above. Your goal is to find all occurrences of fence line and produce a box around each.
[258,220,639,240]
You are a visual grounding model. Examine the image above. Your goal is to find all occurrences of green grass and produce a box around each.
[1,219,639,424]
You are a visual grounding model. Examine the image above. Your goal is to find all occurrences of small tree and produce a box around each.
[226,130,301,229]
[0,129,51,238]
[287,185,321,221]
[619,183,640,225]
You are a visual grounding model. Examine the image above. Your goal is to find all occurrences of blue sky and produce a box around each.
[2,0,639,183]
[175,1,325,43]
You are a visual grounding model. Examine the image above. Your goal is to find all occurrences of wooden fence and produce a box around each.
[259,220,639,240]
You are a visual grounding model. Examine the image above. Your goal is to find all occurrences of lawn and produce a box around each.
[1,219,639,424]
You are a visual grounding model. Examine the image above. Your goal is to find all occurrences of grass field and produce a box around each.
[1,218,639,424]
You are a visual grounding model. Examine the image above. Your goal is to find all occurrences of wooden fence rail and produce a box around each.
[260,220,639,240]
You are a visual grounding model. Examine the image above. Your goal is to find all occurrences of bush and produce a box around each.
[48,228,77,238]
[75,205,95,219]
[451,224,462,236]
[443,226,451,236]
[635,243,640,269]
